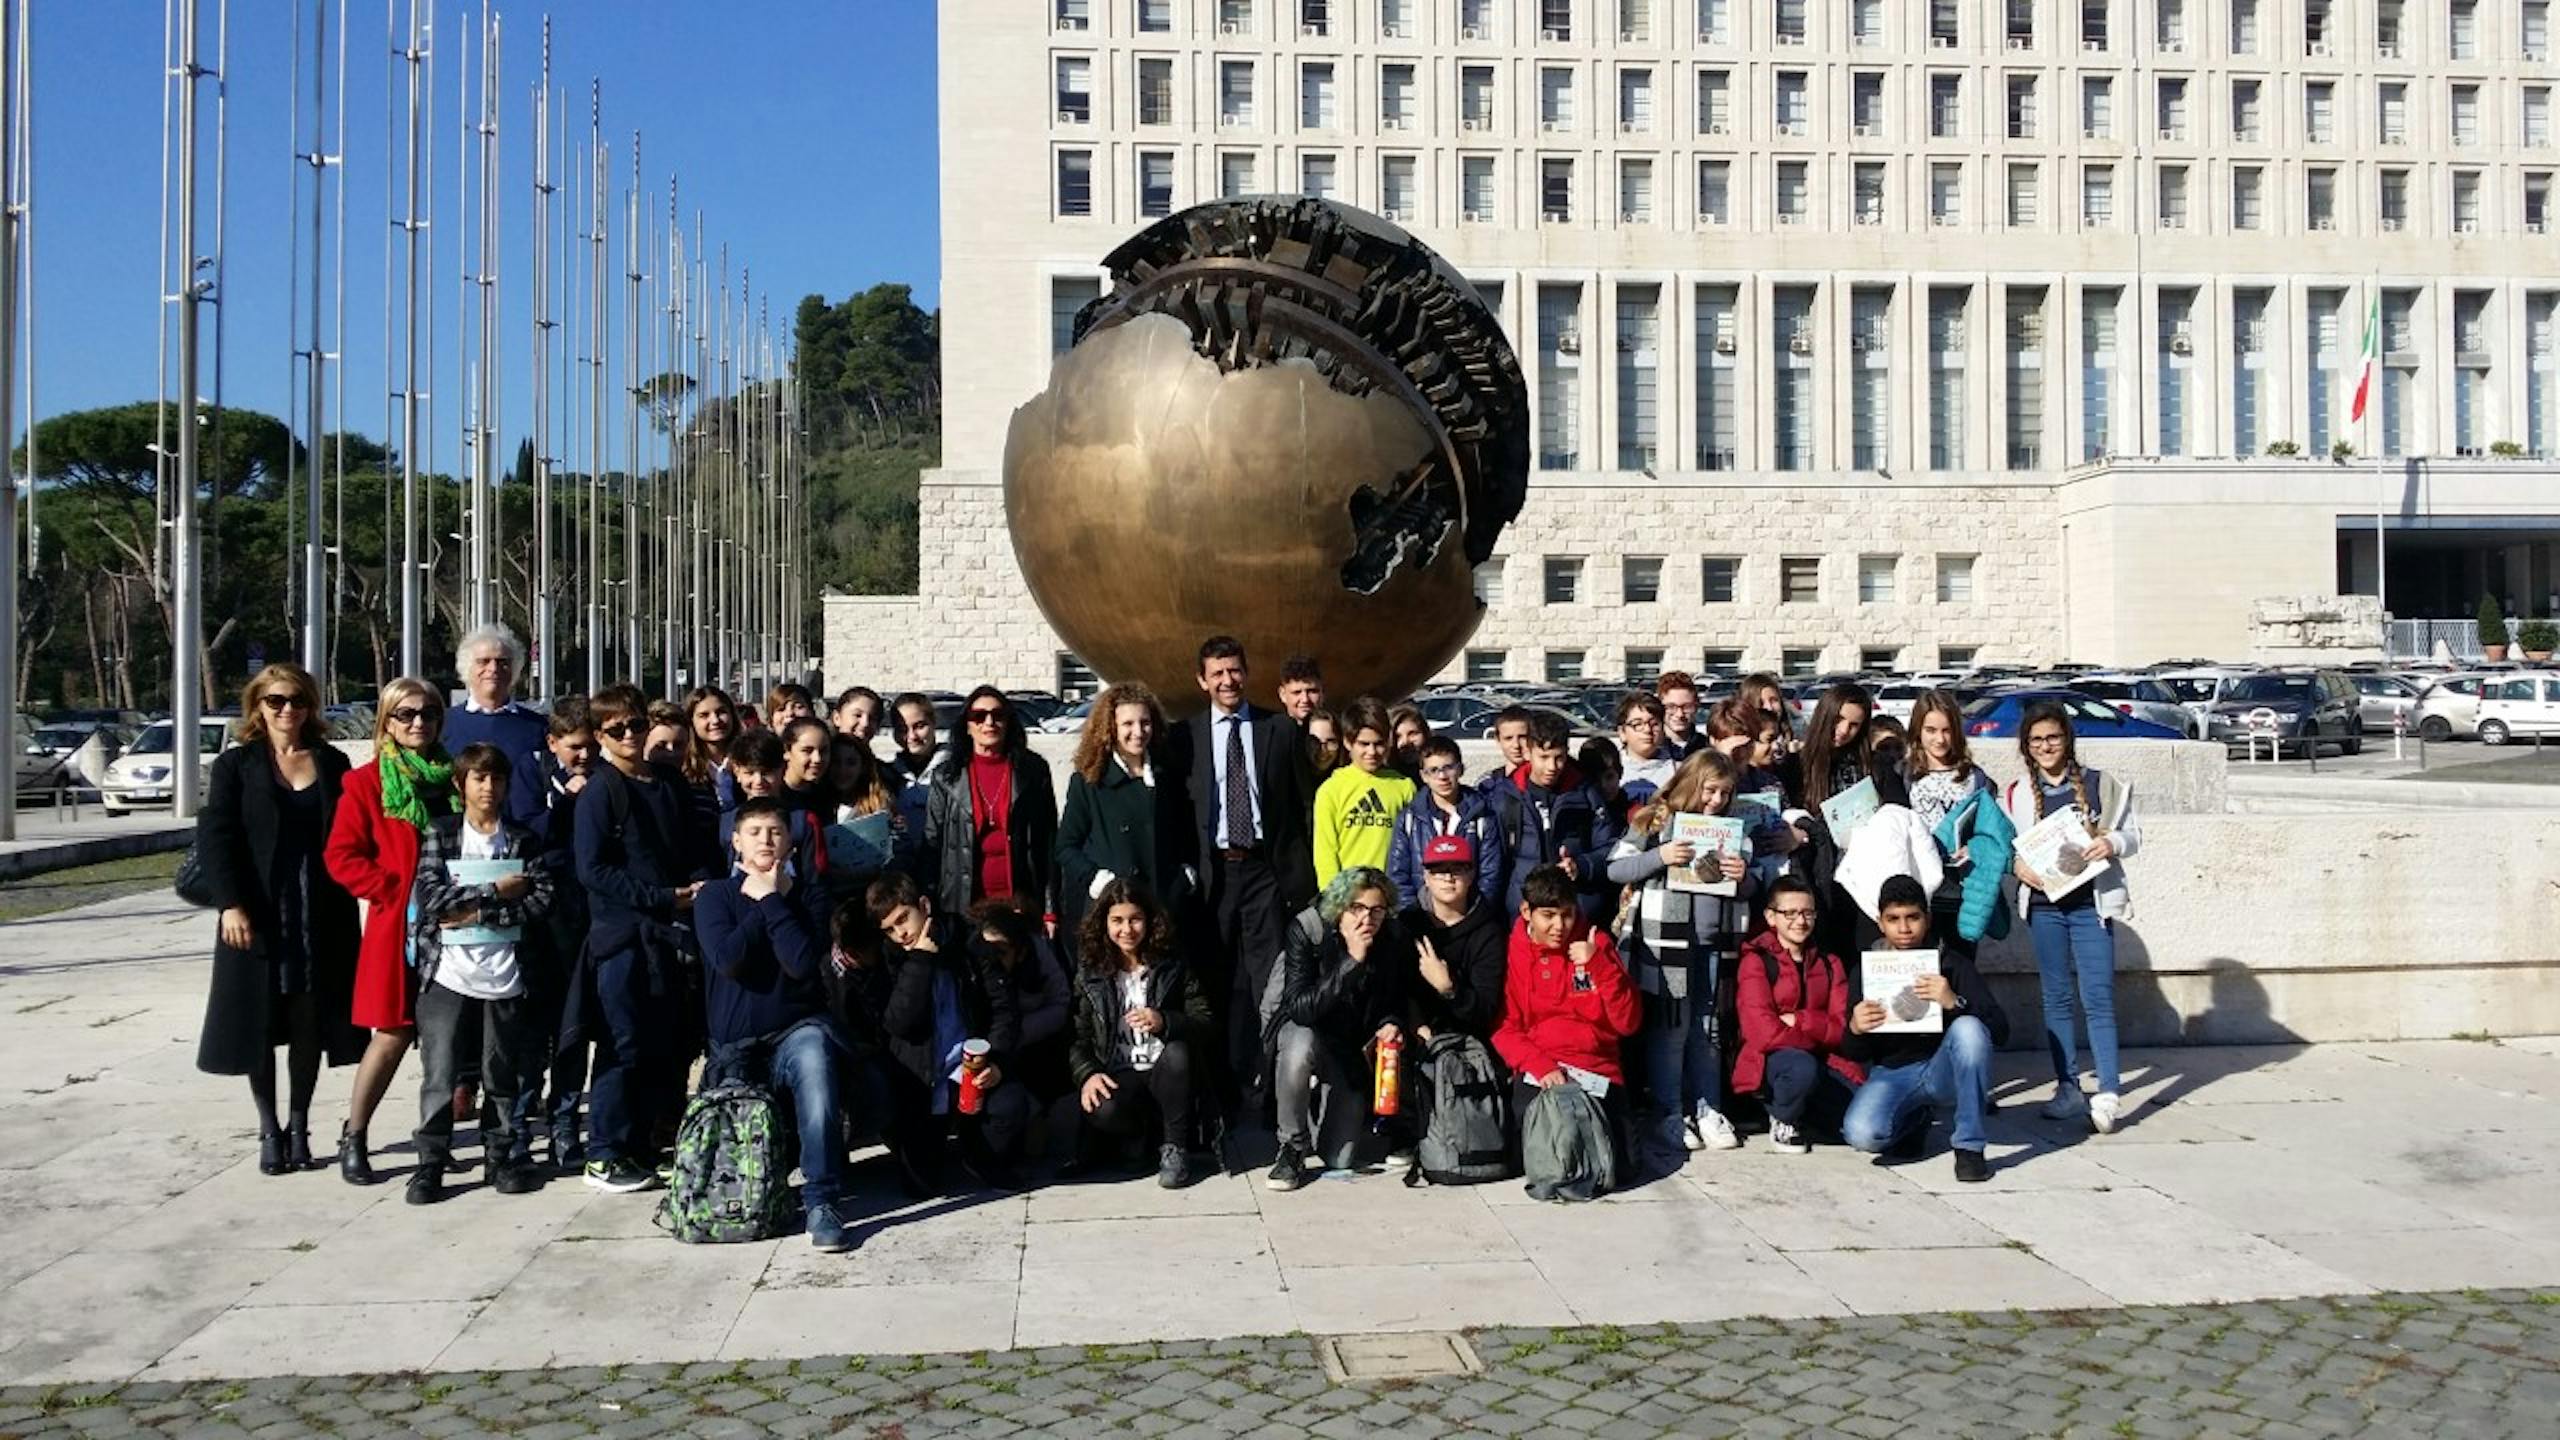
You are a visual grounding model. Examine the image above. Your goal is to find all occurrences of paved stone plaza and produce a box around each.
[4,889,2558,1435]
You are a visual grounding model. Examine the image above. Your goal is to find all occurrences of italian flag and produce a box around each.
[2348,289,2381,423]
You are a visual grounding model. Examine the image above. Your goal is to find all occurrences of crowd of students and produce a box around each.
[192,626,2142,1251]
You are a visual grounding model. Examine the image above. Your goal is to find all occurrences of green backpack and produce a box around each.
[655,1083,795,1244]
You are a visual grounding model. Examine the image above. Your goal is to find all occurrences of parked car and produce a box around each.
[1036,699,1093,734]
[1962,689,2186,741]
[1443,703,1589,741]
[98,718,237,816]
[2476,674,2560,745]
[2203,671,2365,757]
[2345,673,2427,733]
[1004,691,1066,728]
[1414,691,1496,730]
[2066,674,2202,739]
[17,723,130,798]
[2154,667,2263,725]
[2411,673,2495,742]
[1870,681,1936,725]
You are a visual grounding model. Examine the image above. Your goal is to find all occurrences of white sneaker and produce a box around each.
[1381,1148,1417,1173]
[1697,1110,1741,1151]
[2089,1092,2121,1135]
[1681,1115,1707,1152]
[2039,1084,2090,1121]
[1767,1120,1810,1155]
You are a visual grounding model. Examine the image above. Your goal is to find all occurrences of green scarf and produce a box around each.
[377,743,454,828]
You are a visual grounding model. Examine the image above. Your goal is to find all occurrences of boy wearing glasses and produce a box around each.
[574,684,715,1193]
[1734,875,1862,1154]
[1386,736,1505,910]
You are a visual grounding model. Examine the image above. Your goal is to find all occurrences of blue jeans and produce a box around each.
[2029,903,2119,1094]
[585,948,668,1165]
[1635,954,1721,1160]
[752,1019,855,1214]
[1842,1015,1995,1154]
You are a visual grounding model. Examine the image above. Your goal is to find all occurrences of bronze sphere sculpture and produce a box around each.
[1002,197,1529,715]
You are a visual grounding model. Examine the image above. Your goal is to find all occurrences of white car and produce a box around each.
[2411,673,2496,742]
[2069,674,2202,739]
[2154,668,2261,728]
[2476,674,2560,745]
[98,719,234,816]
[1869,681,1936,724]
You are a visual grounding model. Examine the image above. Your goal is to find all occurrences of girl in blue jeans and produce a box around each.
[2000,703,2143,1135]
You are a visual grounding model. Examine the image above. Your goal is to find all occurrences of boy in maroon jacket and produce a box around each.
[1734,875,1865,1154]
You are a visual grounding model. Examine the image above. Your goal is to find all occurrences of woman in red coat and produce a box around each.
[322,676,454,1184]
[1734,875,1865,1155]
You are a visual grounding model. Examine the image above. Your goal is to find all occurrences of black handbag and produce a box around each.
[173,845,217,908]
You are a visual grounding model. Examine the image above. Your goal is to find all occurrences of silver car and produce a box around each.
[2069,674,2202,739]
[2346,673,2427,732]
[2411,673,2496,742]
[2154,667,2261,727]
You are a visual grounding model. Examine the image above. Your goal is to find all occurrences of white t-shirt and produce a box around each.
[434,821,525,1001]
[1117,968,1164,1071]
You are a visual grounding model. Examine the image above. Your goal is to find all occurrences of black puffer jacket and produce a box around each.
[825,914,1022,1088]
[1279,912,1410,1057]
[1067,955,1214,1086]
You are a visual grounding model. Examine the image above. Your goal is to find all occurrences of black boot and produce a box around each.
[285,1120,315,1171]
[405,1162,446,1205]
[338,1123,379,1186]
[258,1128,287,1176]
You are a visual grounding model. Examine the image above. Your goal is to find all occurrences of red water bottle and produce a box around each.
[1372,1033,1403,1119]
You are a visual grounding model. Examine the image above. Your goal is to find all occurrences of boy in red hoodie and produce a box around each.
[1493,866,1644,1149]
[1734,874,1864,1154]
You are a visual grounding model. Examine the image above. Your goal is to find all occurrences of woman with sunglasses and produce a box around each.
[322,676,455,1184]
[196,664,368,1174]
[923,685,1057,929]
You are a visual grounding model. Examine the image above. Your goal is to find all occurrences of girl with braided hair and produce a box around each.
[1999,702,2144,1136]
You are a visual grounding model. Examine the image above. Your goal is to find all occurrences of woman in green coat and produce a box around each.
[1055,682,1195,938]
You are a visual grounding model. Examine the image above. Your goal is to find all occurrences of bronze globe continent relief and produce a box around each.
[1003,198,1529,716]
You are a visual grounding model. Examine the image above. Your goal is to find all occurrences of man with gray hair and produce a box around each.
[444,623,551,828]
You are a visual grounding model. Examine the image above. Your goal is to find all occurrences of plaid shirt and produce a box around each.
[407,812,555,985]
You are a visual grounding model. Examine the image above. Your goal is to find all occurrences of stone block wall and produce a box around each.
[2248,594,2388,664]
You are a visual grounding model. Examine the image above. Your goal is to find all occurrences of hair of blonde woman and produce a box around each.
[371,676,445,752]
[234,663,329,749]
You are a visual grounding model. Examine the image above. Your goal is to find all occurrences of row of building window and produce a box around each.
[1058,0,2552,66]
[1477,552,1982,606]
[1055,145,2557,241]
[1059,54,2557,154]
[1460,645,1984,685]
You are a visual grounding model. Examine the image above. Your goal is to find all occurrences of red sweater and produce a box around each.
[1491,918,1642,1083]
[1732,929,1865,1093]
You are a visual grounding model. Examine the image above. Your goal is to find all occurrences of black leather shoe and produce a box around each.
[405,1163,446,1205]
[285,1121,316,1171]
[338,1124,379,1186]
[258,1128,287,1176]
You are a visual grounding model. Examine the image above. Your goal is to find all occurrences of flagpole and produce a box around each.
[2371,277,2386,622]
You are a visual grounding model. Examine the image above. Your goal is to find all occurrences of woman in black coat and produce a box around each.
[195,664,368,1174]
[923,685,1058,924]
[1054,681,1194,938]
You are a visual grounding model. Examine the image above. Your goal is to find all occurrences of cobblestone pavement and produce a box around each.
[3,1289,2552,1439]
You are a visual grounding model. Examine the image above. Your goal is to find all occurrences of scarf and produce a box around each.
[377,743,454,828]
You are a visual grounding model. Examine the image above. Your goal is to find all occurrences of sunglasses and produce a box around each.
[388,705,439,725]
[598,720,640,740]
[259,694,309,712]
[966,708,1006,725]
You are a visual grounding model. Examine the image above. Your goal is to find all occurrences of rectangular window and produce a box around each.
[2007,74,2038,138]
[1775,71,1809,135]
[2307,166,2338,228]
[1379,0,1412,35]
[1855,161,1887,225]
[1857,554,1897,604]
[1625,648,1666,684]
[2005,286,2046,470]
[2007,0,2036,48]
[1220,151,1257,198]
[2375,0,2403,54]
[1931,74,1963,137]
[1300,61,1336,129]
[2380,168,2409,229]
[1542,157,1574,221]
[1220,61,1255,127]
[1698,0,1732,45]
[1777,160,1811,224]
[1773,285,1816,469]
[1539,67,1575,130]
[2232,79,2262,142]
[1379,154,1417,221]
[2007,163,2040,225]
[1930,0,1961,48]
[2449,0,2477,59]
[1540,0,1572,41]
[1701,555,1742,603]
[2528,2,2552,61]
[1051,275,1101,355]
[1622,554,1664,603]
[1538,283,1583,469]
[1851,71,1885,134]
[2159,287,2196,456]
[1698,68,1733,134]
[2453,171,2482,232]
[1473,557,1506,605]
[2157,78,2188,141]
[2307,286,2344,454]
[2230,0,2258,53]
[2528,293,2556,456]
[1545,650,1587,684]
[1618,0,1650,41]
[2382,289,2419,456]
[1930,162,1963,226]
[1703,647,1745,672]
[1057,0,1092,30]
[1138,0,1171,31]
[2378,82,2408,145]
[1299,0,1331,35]
[1782,648,1822,679]
[1935,554,1977,604]
[2528,172,2552,232]
[1939,644,1978,669]
[1465,650,1507,683]
[2158,164,2190,229]
[1851,286,1892,467]
[2304,0,2329,53]
[1852,0,1884,44]
[1057,149,1094,216]
[1301,152,1338,198]
[2082,77,2113,138]
[1056,653,1100,703]
[2454,292,2492,454]
[1776,0,1808,44]
[1929,287,1969,468]
[1780,556,1822,604]
[1619,66,1655,133]
[2304,82,2334,144]
[1055,56,1093,123]
[2452,86,2481,148]
[1380,64,1417,131]
[1695,284,1738,468]
[2528,88,2553,149]
[2082,0,2110,50]
[2233,287,2269,454]
[2081,163,2115,227]
[1137,150,1175,217]
[1460,66,1495,129]
[2156,0,2186,50]
[1461,155,1496,220]
[2082,285,2118,459]
[1616,283,1660,467]
[1544,555,1585,603]
[1697,159,1731,224]
[1138,57,1174,125]
[2232,166,2263,229]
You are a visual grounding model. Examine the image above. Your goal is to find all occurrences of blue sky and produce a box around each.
[29,1,938,445]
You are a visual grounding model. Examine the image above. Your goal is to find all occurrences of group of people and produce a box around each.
[193,628,2141,1253]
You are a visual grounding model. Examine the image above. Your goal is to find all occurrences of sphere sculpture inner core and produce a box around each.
[1003,198,1530,714]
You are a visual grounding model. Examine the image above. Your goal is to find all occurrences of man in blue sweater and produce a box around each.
[695,797,857,1251]
[443,624,552,829]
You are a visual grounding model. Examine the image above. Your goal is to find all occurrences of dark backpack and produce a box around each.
[1405,1033,1513,1187]
[655,1083,795,1244]
[1521,1080,1617,1203]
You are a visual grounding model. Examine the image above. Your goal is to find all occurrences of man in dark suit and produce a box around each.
[1173,635,1317,1132]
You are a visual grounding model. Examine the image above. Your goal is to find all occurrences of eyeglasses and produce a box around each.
[1420,763,1461,778]
[1622,717,1662,730]
[1769,907,1818,921]
[597,720,639,740]
[1342,902,1391,922]
[259,694,308,712]
[965,709,1006,725]
[388,706,438,725]
[2026,734,2069,748]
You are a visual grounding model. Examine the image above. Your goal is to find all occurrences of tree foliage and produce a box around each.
[793,283,939,447]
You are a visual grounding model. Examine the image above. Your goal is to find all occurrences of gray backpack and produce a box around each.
[1406,1033,1513,1187]
[1521,1081,1617,1203]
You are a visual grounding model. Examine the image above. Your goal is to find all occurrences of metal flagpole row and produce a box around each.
[0,0,23,840]
[528,19,552,696]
